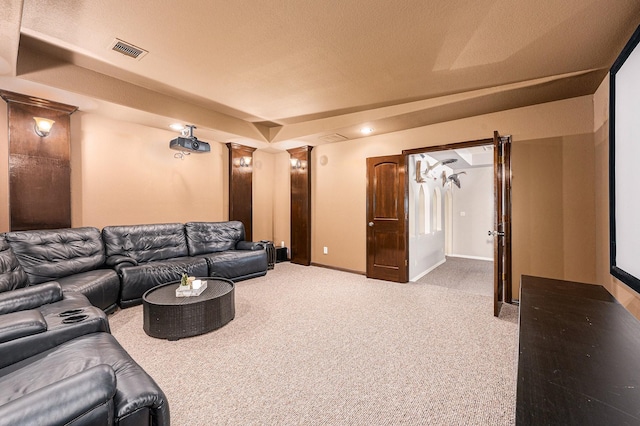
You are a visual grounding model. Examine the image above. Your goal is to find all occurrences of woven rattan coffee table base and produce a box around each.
[142,277,235,340]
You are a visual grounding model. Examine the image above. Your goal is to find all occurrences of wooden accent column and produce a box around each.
[0,90,77,231]
[287,146,312,266]
[227,143,256,240]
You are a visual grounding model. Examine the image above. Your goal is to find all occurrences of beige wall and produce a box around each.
[252,150,275,242]
[593,75,640,318]
[70,112,229,228]
[273,152,291,252]
[311,142,368,271]
[303,95,596,299]
[512,138,564,283]
[562,133,597,282]
[511,134,596,295]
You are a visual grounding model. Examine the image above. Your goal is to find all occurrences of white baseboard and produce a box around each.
[447,254,493,262]
[411,258,446,281]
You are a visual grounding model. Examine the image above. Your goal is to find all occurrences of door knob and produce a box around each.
[368,222,374,227]
[488,230,505,237]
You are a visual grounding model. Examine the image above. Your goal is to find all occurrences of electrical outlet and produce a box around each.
[323,246,328,255]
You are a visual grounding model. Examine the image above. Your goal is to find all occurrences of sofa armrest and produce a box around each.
[0,310,47,344]
[0,364,117,426]
[0,282,64,315]
[236,241,264,251]
[106,255,138,268]
[106,255,138,275]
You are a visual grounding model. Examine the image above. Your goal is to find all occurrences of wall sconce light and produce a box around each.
[239,156,252,167]
[290,159,307,170]
[33,117,55,137]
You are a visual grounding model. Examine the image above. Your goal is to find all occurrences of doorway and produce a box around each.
[407,145,494,283]
[366,134,512,315]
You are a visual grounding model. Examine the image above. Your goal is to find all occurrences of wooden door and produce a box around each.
[503,136,513,304]
[366,155,408,282]
[492,131,513,316]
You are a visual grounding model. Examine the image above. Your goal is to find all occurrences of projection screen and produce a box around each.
[610,24,640,292]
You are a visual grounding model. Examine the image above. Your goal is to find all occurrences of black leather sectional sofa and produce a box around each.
[0,241,169,425]
[0,220,269,425]
[3,220,268,310]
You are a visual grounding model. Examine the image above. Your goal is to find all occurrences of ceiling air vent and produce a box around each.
[319,133,348,143]
[109,39,148,60]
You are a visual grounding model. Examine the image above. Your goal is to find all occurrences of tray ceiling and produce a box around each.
[4,0,640,149]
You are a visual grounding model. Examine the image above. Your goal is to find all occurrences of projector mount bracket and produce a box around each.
[181,124,196,138]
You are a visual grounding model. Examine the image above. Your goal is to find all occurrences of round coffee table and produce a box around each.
[142,277,235,340]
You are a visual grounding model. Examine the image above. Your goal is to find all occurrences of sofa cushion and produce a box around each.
[119,257,208,308]
[5,227,106,285]
[55,269,121,312]
[0,237,29,293]
[0,282,64,315]
[0,310,46,344]
[201,250,268,281]
[185,221,245,255]
[103,223,189,263]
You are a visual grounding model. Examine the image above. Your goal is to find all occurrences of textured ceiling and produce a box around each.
[4,0,640,149]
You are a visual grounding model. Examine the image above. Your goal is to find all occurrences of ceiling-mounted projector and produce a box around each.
[169,125,210,153]
[170,137,210,153]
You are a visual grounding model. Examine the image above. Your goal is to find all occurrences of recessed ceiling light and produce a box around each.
[170,123,185,131]
[360,127,374,135]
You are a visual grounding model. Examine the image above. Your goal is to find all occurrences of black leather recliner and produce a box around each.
[0,263,170,425]
[0,237,111,368]
[0,332,170,426]
[0,364,118,426]
[4,228,121,312]
[0,282,110,369]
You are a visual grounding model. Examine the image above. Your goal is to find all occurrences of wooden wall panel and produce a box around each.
[0,91,77,231]
[9,155,71,230]
[227,143,256,240]
[288,146,312,266]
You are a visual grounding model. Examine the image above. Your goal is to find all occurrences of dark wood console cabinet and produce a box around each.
[517,275,640,425]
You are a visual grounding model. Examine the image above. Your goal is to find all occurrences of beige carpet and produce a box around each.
[414,257,494,298]
[109,262,518,425]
